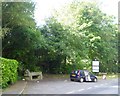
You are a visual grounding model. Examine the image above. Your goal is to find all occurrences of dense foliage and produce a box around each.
[40,1,118,73]
[1,57,18,88]
[2,1,118,75]
[2,2,45,73]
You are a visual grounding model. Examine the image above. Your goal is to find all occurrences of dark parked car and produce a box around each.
[70,70,97,82]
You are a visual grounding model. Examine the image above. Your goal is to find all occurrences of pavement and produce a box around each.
[2,80,27,95]
[1,77,118,95]
[1,76,65,95]
[22,78,118,94]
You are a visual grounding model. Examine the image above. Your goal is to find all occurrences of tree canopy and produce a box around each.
[2,1,118,74]
[40,1,118,73]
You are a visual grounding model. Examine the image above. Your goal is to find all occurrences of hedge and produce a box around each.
[0,57,18,88]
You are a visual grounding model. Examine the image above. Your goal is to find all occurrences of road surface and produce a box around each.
[22,78,118,94]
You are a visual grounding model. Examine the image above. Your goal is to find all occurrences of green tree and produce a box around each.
[2,1,118,74]
[42,1,118,73]
[2,2,46,72]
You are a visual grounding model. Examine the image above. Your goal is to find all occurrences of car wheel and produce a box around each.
[70,79,74,81]
[94,78,97,82]
[80,78,84,83]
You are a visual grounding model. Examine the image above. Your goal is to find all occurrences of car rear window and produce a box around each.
[71,70,80,74]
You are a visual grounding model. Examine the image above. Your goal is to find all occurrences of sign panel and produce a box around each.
[92,61,99,72]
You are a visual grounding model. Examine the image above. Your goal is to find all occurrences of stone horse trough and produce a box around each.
[24,69,43,81]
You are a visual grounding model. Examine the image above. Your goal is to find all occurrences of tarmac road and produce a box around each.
[21,78,118,94]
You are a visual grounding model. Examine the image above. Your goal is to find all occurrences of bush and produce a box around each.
[0,57,18,88]
[60,64,74,74]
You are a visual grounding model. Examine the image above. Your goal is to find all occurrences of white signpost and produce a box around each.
[92,61,99,72]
